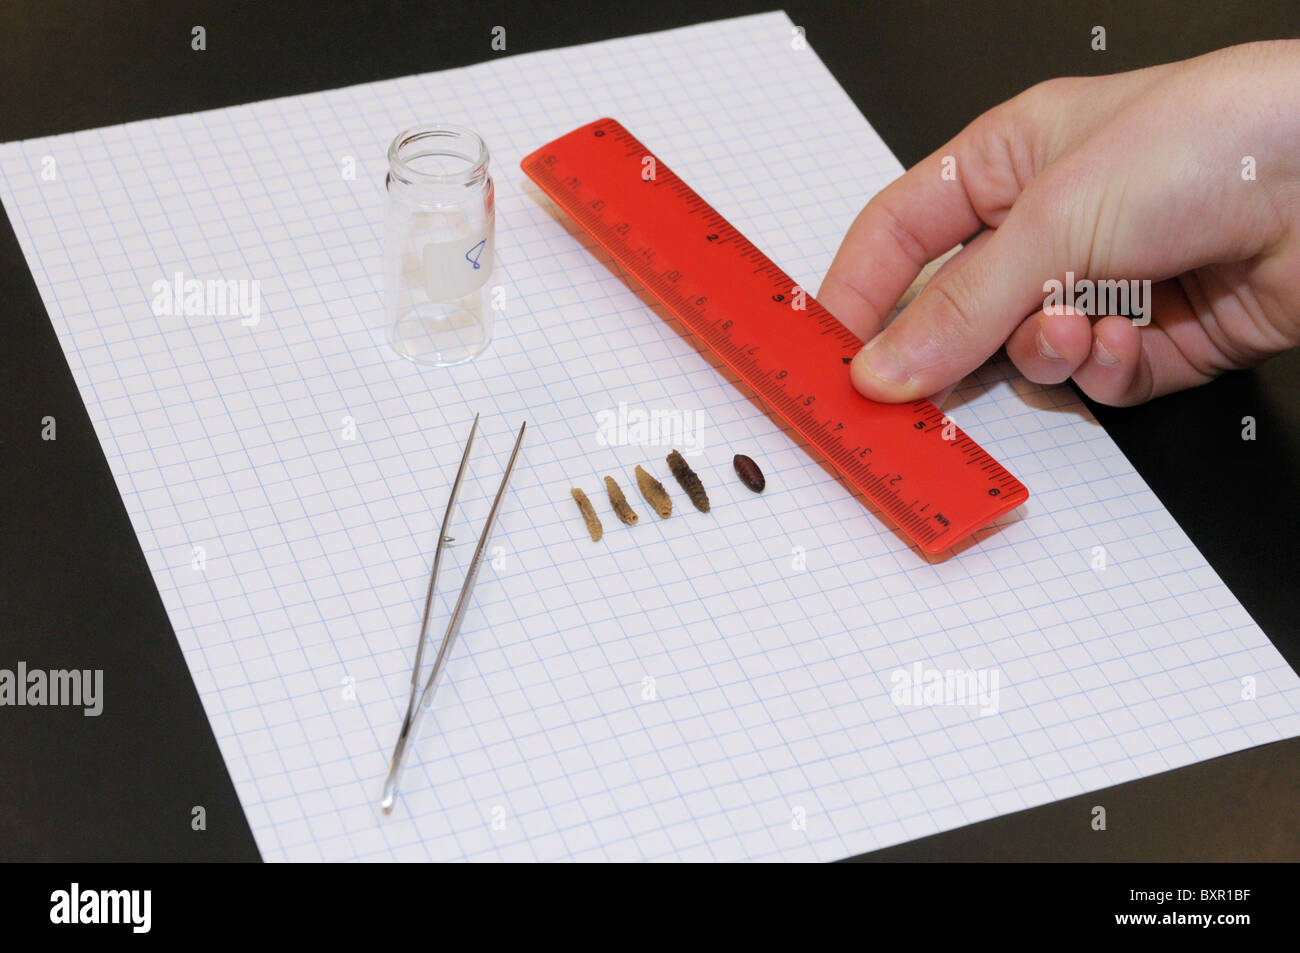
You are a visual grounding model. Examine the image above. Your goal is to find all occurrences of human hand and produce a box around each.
[819,41,1300,407]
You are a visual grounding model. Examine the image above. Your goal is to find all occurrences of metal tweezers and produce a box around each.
[381,413,526,812]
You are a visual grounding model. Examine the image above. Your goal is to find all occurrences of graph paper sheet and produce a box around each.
[3,12,1298,861]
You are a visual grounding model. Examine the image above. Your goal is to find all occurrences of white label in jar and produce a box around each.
[423,231,494,302]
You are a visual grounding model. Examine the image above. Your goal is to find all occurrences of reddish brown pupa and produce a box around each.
[733,454,765,492]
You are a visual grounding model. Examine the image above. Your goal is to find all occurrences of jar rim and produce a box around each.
[387,123,490,186]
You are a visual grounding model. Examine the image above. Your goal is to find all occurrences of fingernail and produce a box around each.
[859,336,911,384]
[1093,338,1120,366]
[1035,328,1062,361]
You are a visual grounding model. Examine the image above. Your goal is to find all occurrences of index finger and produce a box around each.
[818,146,984,342]
[818,74,1136,341]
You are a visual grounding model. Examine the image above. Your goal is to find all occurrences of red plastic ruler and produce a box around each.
[521,118,1028,555]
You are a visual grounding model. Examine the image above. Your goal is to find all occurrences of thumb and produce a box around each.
[850,191,1062,401]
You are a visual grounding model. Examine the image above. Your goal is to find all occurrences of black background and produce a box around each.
[1,0,1297,862]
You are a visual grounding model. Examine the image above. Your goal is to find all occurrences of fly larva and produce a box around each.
[666,450,709,513]
[733,453,765,492]
[570,487,603,542]
[604,475,639,525]
[634,465,672,518]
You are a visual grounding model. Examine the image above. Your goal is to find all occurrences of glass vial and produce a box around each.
[383,124,495,366]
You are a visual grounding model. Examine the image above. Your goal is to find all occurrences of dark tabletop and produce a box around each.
[1,0,1297,862]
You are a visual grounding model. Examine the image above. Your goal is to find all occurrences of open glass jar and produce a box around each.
[383,124,495,366]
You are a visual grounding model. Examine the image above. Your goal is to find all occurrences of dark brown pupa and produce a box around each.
[570,487,603,541]
[733,454,765,492]
[604,475,639,525]
[634,465,672,518]
[666,450,709,513]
